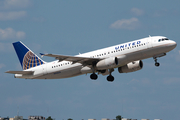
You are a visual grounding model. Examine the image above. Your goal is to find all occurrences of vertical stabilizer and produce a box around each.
[13,41,45,70]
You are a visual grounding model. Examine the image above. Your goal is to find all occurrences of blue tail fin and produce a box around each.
[13,41,45,70]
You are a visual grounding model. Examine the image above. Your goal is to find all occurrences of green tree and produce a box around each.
[116,115,122,120]
[67,118,73,120]
[46,116,53,120]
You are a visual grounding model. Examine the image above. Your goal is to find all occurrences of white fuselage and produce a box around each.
[15,36,177,79]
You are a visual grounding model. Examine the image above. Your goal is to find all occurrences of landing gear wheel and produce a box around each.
[107,75,114,82]
[90,73,98,80]
[153,57,160,67]
[155,62,160,67]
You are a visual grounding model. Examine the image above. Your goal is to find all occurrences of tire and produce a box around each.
[107,75,114,82]
[90,73,98,80]
[155,62,160,67]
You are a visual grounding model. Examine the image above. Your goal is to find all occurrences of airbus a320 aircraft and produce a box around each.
[6,36,177,82]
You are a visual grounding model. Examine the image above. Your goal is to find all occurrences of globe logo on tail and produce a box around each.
[23,51,44,70]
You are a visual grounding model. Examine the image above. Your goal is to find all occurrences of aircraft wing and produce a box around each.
[40,53,101,65]
[5,71,34,75]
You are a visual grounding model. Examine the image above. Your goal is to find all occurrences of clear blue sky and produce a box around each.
[0,0,180,120]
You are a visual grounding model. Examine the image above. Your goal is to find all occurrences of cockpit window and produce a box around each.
[158,38,169,42]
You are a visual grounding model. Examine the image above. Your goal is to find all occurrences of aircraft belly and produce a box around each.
[144,46,167,57]
[138,46,168,60]
[58,65,82,78]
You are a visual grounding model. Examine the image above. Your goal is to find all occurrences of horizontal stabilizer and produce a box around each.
[5,71,34,75]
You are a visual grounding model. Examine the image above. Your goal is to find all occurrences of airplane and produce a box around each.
[6,36,177,82]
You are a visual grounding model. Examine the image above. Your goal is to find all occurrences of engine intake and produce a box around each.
[118,60,143,73]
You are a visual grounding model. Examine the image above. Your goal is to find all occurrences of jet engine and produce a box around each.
[118,60,143,73]
[96,57,118,70]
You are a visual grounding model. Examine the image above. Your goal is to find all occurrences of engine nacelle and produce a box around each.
[96,57,118,70]
[118,60,143,73]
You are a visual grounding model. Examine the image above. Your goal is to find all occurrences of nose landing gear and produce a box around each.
[154,57,160,67]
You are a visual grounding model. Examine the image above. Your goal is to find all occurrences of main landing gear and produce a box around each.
[107,75,114,82]
[90,62,98,80]
[90,69,115,82]
[153,57,160,67]
[90,61,115,82]
[107,69,114,82]
[90,73,98,80]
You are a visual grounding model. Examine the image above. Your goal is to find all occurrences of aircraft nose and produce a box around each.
[172,41,177,48]
[170,40,177,49]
